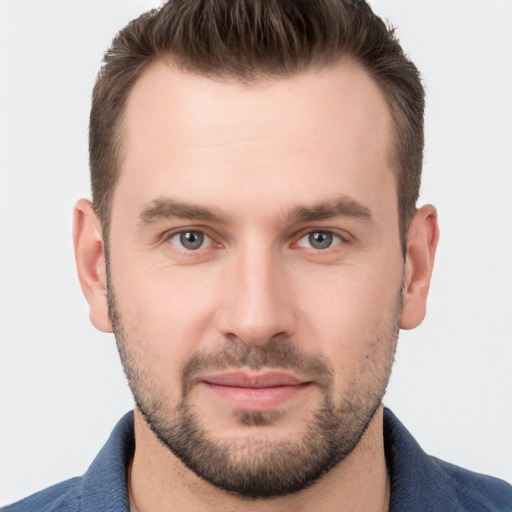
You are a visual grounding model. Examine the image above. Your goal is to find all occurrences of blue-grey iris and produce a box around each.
[180,231,204,250]
[309,231,333,249]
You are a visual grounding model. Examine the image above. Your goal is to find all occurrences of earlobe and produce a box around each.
[73,199,112,333]
[400,204,439,330]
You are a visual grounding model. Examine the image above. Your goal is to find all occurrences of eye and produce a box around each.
[168,230,212,251]
[296,230,343,250]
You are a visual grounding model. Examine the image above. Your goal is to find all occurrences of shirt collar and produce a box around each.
[80,411,134,511]
[383,407,461,511]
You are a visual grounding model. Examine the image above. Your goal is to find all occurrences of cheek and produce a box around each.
[295,260,402,381]
[109,255,222,365]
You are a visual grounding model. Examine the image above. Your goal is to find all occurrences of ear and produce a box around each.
[73,199,112,333]
[400,204,439,330]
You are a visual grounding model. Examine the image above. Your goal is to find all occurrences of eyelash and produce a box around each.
[165,229,216,252]
[295,230,345,250]
[163,227,349,254]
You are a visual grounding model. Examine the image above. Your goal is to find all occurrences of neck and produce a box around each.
[128,407,390,512]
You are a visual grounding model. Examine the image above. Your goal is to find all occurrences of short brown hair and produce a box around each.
[90,0,424,251]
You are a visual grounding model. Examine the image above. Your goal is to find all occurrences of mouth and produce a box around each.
[200,371,312,411]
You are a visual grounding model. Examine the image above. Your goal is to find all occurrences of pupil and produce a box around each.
[180,231,204,250]
[309,231,332,249]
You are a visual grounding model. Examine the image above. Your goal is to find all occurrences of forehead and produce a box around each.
[114,59,395,221]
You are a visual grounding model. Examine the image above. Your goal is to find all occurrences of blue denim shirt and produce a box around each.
[3,409,511,511]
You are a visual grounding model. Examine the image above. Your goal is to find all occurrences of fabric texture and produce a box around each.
[3,408,511,511]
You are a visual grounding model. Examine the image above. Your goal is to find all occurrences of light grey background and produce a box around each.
[1,0,511,506]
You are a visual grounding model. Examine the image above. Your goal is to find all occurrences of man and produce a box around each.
[2,0,511,511]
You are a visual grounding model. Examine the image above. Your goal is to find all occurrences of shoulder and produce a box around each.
[383,408,512,511]
[2,412,134,512]
[430,457,512,511]
[0,478,82,512]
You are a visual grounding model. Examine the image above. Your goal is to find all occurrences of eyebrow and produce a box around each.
[139,198,227,224]
[138,195,372,226]
[286,196,373,224]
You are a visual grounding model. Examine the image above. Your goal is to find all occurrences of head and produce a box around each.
[75,0,438,501]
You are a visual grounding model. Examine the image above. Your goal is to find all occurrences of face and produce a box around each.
[107,60,404,498]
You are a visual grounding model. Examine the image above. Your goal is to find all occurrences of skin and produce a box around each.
[74,59,438,511]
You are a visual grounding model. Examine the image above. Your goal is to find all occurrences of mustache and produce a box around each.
[180,336,334,396]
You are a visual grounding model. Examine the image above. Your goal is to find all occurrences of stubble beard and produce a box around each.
[108,282,401,499]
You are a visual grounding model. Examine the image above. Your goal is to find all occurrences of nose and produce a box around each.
[215,244,296,346]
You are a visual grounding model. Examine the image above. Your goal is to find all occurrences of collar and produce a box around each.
[383,408,460,511]
[80,411,134,511]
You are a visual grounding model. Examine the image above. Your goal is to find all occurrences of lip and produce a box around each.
[201,371,311,411]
